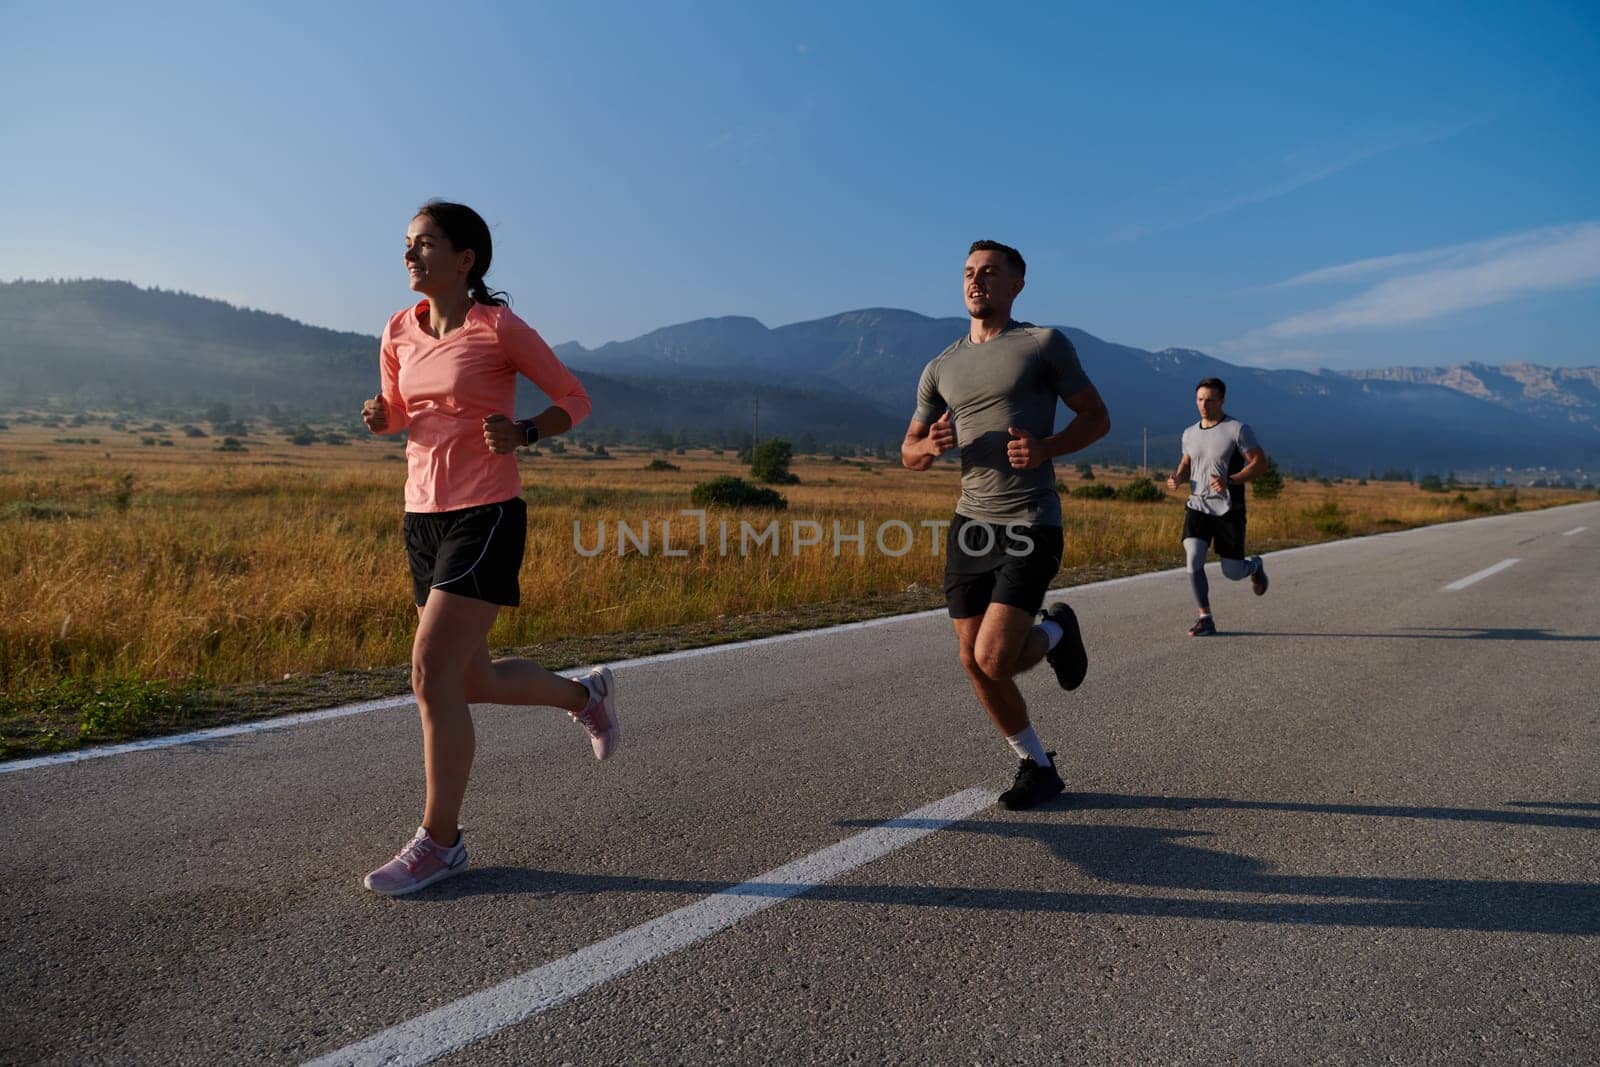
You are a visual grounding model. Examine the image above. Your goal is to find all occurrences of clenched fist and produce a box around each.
[483,413,520,454]
[1006,426,1046,470]
[361,393,387,433]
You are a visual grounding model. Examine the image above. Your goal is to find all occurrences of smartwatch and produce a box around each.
[519,419,540,447]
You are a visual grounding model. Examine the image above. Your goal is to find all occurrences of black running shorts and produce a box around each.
[404,497,527,607]
[1182,506,1247,561]
[943,514,1064,619]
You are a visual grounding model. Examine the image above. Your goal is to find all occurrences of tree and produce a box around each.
[750,439,799,484]
[1075,460,1095,481]
[1253,458,1285,500]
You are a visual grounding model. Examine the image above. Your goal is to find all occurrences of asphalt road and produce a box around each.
[4,502,1597,1065]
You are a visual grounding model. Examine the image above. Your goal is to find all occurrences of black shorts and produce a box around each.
[943,515,1064,619]
[1182,506,1247,561]
[404,497,527,607]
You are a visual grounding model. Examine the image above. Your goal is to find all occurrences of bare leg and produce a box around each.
[410,591,501,846]
[956,603,1047,737]
[462,644,588,711]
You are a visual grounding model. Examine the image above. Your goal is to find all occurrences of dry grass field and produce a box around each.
[0,416,1589,757]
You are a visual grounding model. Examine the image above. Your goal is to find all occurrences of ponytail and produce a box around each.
[468,275,509,307]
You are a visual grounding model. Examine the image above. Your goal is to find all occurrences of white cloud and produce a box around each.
[1269,225,1581,289]
[1113,116,1489,244]
[1253,222,1600,340]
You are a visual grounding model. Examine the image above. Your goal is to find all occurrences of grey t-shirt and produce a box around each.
[1180,417,1261,516]
[913,322,1092,527]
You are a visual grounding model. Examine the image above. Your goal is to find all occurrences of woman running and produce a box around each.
[359,200,617,896]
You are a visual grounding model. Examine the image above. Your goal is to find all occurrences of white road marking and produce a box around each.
[1561,526,1587,536]
[0,696,418,775]
[302,786,997,1067]
[0,569,1169,776]
[1442,558,1520,591]
[7,499,1597,776]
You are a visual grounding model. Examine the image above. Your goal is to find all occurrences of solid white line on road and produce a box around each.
[1562,526,1587,536]
[302,786,996,1067]
[0,568,1175,776]
[8,499,1597,776]
[1443,558,1520,591]
[0,695,419,775]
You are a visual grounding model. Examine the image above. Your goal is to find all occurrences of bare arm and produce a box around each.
[1005,385,1111,470]
[1232,447,1267,483]
[1202,447,1268,494]
[901,410,955,471]
[1167,455,1192,491]
[1048,385,1111,456]
[483,406,576,454]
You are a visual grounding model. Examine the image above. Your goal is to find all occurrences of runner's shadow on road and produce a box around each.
[1214,627,1598,641]
[422,793,1599,935]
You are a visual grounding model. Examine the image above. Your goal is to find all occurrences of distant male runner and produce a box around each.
[1165,377,1269,637]
[902,240,1111,810]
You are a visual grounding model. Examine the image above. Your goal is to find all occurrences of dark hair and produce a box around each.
[415,200,509,306]
[1196,377,1226,399]
[968,240,1026,277]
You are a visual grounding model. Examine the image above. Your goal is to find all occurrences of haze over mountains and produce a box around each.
[3,279,1596,476]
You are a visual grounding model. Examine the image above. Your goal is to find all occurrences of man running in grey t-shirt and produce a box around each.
[1165,377,1269,637]
[902,240,1110,810]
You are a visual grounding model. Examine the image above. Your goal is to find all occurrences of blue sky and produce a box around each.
[3,1,1596,370]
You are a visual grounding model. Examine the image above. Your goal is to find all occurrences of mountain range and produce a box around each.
[3,279,1596,475]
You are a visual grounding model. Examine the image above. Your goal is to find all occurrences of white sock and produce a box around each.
[1004,725,1051,766]
[1037,620,1063,651]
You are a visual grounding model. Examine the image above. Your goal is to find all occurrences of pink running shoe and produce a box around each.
[572,666,620,760]
[363,827,468,896]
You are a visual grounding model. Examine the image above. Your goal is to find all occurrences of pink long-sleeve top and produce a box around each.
[377,300,592,512]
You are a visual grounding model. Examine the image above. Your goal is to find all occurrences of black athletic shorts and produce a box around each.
[404,497,527,607]
[1182,506,1247,561]
[943,514,1064,619]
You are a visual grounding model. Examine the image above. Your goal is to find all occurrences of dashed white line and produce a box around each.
[1561,526,1587,537]
[302,786,996,1067]
[1442,558,1520,591]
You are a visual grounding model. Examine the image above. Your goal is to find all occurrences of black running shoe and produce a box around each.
[998,754,1065,811]
[1187,615,1217,637]
[1041,602,1088,691]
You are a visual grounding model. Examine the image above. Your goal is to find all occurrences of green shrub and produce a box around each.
[1253,458,1284,500]
[1071,483,1117,500]
[690,475,787,510]
[217,437,248,453]
[1117,477,1164,502]
[645,458,680,472]
[1418,474,1445,492]
[1075,461,1095,481]
[750,439,799,484]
